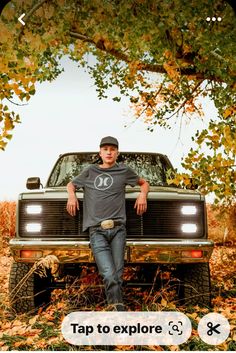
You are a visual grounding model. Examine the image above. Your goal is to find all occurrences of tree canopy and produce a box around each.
[0,0,235,204]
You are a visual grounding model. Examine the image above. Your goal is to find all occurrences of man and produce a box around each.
[67,136,149,311]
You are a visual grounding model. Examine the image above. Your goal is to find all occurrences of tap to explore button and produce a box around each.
[61,311,192,345]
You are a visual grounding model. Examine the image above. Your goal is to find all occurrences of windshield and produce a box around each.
[47,153,174,187]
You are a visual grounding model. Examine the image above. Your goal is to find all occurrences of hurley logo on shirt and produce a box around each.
[94,173,113,190]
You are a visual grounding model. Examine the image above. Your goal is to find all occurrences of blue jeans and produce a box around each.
[89,224,126,307]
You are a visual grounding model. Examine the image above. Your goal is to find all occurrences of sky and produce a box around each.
[0,57,217,200]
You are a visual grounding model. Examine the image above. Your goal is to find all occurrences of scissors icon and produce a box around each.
[207,322,221,335]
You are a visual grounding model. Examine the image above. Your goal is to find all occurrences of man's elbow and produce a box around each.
[138,178,148,185]
[138,178,149,190]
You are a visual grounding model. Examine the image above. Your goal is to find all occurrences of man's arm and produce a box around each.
[134,178,149,215]
[66,181,79,216]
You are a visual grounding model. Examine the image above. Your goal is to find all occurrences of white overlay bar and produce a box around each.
[61,311,192,345]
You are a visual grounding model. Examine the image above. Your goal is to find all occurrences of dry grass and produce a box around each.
[207,204,236,244]
[0,201,16,252]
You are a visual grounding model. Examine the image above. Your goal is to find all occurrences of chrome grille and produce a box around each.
[19,199,205,238]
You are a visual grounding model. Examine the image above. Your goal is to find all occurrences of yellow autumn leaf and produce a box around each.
[2,5,14,20]
[146,108,153,117]
[13,87,22,96]
[35,6,44,17]
[163,62,180,82]
[14,341,26,348]
[192,169,200,175]
[170,345,179,351]
[207,165,214,172]
[223,105,236,118]
[104,39,114,51]
[212,185,218,191]
[47,337,59,345]
[161,298,167,306]
[0,22,12,43]
[93,33,104,44]
[25,337,35,345]
[211,134,219,141]
[183,177,190,186]
[167,302,176,310]
[29,316,38,326]
[188,312,198,319]
[164,50,173,59]
[4,117,13,131]
[167,178,180,186]
[45,5,55,19]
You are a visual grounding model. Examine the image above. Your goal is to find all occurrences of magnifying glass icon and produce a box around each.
[172,325,180,332]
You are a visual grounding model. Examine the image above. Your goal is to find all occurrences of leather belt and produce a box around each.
[90,219,123,230]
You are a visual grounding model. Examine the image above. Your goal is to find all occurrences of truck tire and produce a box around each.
[9,262,52,313]
[138,264,158,284]
[176,263,211,306]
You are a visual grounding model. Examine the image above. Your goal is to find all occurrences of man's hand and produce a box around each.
[67,195,79,216]
[66,182,79,216]
[134,192,147,215]
[134,178,149,215]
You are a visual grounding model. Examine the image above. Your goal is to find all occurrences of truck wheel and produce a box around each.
[176,263,211,306]
[138,264,158,284]
[9,262,52,313]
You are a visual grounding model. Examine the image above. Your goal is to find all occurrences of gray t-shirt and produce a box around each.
[72,163,139,231]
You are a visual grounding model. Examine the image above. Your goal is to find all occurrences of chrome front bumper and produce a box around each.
[10,238,214,264]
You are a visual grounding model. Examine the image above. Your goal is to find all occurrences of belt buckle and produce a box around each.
[101,219,114,229]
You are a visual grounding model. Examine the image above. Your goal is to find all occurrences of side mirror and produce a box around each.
[26,177,41,190]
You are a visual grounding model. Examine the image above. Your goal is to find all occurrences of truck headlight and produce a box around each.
[181,205,197,215]
[25,223,42,232]
[26,205,42,214]
[181,223,197,233]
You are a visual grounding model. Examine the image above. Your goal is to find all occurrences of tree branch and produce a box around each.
[166,80,203,120]
[70,31,131,63]
[6,98,28,106]
[69,31,222,81]
[18,0,49,38]
[24,0,49,23]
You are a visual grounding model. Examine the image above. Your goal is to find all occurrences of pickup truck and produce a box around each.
[9,152,214,312]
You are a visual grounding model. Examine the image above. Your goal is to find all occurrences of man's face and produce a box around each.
[99,145,119,166]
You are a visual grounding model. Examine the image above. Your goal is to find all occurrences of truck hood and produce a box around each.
[19,185,203,201]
